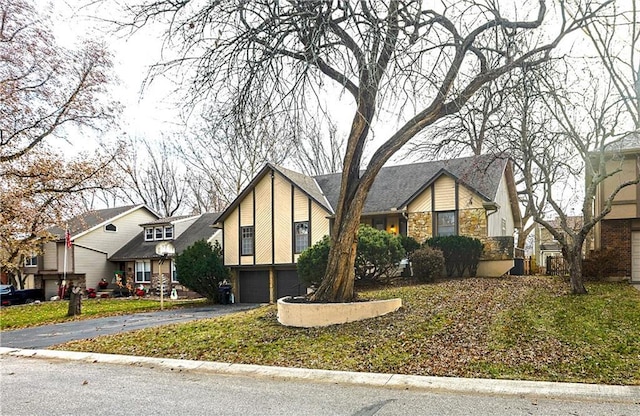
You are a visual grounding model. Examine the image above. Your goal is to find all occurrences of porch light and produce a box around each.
[389,224,396,234]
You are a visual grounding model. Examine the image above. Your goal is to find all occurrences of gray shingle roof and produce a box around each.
[140,215,196,226]
[272,164,333,213]
[604,133,640,152]
[314,154,507,214]
[109,212,221,261]
[48,205,150,239]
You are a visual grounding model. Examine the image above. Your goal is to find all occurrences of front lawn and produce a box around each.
[0,298,208,330]
[52,276,640,385]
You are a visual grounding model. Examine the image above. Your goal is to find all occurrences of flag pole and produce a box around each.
[62,228,70,297]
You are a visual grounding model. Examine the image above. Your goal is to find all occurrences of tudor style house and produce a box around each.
[216,154,522,303]
[590,135,640,283]
[109,212,222,295]
[32,205,159,299]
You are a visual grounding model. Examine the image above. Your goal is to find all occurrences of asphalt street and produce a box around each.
[2,353,640,416]
[1,303,639,415]
[0,304,259,349]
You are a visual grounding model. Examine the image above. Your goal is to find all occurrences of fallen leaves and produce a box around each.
[53,276,640,385]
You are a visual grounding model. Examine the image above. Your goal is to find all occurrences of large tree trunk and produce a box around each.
[310,100,374,303]
[566,248,587,295]
[310,214,360,302]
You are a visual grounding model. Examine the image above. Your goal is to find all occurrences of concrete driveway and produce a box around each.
[0,303,259,349]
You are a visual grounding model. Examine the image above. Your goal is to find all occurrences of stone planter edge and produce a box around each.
[277,296,402,328]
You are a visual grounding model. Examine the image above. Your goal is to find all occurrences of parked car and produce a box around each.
[0,285,45,306]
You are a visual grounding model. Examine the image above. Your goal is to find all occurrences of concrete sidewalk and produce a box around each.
[1,347,638,404]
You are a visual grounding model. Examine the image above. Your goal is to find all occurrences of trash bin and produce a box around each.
[218,284,232,304]
[510,258,524,275]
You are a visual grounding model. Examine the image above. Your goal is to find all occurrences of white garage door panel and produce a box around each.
[631,232,640,282]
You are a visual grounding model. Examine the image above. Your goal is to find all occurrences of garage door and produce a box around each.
[632,232,640,282]
[239,270,270,303]
[276,270,306,299]
[44,280,59,300]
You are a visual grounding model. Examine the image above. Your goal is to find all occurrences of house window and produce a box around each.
[145,228,154,241]
[25,253,38,267]
[171,260,178,283]
[241,226,254,256]
[155,227,163,240]
[501,218,507,236]
[436,211,456,236]
[104,223,117,232]
[294,221,310,253]
[373,217,386,231]
[164,226,173,240]
[135,260,151,283]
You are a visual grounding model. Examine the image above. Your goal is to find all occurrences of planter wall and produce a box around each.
[277,297,402,328]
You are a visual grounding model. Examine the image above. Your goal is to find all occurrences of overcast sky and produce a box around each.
[52,1,182,151]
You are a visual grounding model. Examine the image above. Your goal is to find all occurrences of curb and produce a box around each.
[1,347,638,403]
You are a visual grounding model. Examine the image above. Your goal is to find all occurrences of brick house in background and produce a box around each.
[591,135,640,282]
[216,154,522,303]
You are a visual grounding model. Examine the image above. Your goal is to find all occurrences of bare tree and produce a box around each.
[178,97,298,210]
[291,116,345,176]
[129,0,611,302]
[406,78,512,159]
[0,0,120,287]
[0,0,118,163]
[118,136,188,217]
[518,30,639,295]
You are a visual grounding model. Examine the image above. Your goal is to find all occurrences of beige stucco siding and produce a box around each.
[600,157,638,220]
[311,202,331,244]
[603,158,637,200]
[74,246,116,289]
[255,174,273,264]
[74,208,156,258]
[274,172,293,263]
[224,207,239,265]
[433,176,456,211]
[608,204,637,218]
[42,241,57,270]
[408,187,432,213]
[488,171,515,237]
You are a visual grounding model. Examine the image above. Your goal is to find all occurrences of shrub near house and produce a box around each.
[174,240,229,303]
[426,236,484,277]
[298,225,406,287]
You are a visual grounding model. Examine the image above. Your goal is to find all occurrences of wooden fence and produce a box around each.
[511,256,567,276]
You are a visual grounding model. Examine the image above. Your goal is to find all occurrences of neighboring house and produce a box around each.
[591,135,640,282]
[33,205,159,299]
[216,154,522,303]
[533,216,585,270]
[109,212,222,296]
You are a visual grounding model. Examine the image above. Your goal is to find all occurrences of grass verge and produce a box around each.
[27,277,640,385]
[0,298,208,330]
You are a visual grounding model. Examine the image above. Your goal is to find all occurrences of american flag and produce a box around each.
[65,229,72,248]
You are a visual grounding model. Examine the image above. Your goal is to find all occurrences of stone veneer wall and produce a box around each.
[599,219,632,276]
[408,209,514,260]
[459,209,487,238]
[407,212,432,243]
